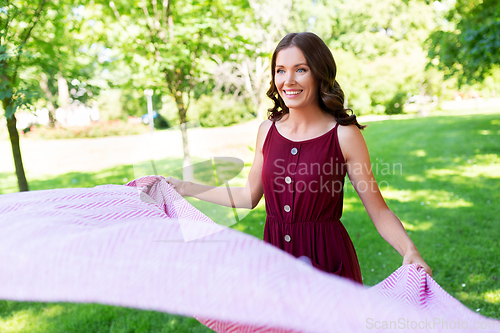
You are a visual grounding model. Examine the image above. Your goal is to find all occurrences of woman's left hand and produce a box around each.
[403,250,433,277]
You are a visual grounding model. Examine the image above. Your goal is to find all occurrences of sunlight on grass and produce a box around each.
[461,164,500,178]
[426,169,457,177]
[232,224,246,232]
[427,166,500,180]
[405,175,426,182]
[457,289,500,305]
[484,290,500,304]
[0,173,18,194]
[424,153,500,179]
[410,149,426,157]
[0,304,63,333]
[401,221,433,231]
[380,188,473,208]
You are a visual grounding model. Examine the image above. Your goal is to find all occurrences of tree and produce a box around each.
[428,0,500,84]
[210,0,293,120]
[287,0,439,115]
[1,0,100,191]
[104,0,251,179]
[0,0,51,192]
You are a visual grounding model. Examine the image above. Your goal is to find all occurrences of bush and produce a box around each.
[153,112,171,129]
[385,91,407,115]
[192,93,254,128]
[24,120,149,140]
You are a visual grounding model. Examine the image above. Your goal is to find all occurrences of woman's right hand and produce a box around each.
[165,176,189,196]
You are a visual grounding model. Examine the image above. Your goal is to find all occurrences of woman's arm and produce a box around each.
[166,120,272,209]
[338,124,433,277]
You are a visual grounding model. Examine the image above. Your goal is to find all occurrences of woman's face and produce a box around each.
[275,46,319,111]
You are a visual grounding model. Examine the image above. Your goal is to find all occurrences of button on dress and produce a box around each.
[262,121,363,284]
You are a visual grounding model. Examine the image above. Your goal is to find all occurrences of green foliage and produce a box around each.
[428,0,500,83]
[96,89,125,121]
[1,1,43,116]
[0,0,100,113]
[385,91,407,114]
[1,87,38,119]
[153,112,171,129]
[292,0,437,60]
[334,47,430,115]
[100,0,252,123]
[192,93,254,127]
[285,0,441,115]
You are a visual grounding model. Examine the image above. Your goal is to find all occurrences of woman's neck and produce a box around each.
[284,106,332,128]
[276,106,336,140]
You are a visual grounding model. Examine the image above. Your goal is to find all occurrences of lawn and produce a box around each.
[1,111,499,332]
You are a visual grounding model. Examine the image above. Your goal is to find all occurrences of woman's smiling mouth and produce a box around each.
[284,90,303,98]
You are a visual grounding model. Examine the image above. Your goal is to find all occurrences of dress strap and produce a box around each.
[262,120,276,155]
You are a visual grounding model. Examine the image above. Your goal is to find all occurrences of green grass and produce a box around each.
[1,111,499,331]
[0,301,209,333]
[346,114,500,318]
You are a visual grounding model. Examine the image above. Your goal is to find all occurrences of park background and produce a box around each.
[1,0,499,331]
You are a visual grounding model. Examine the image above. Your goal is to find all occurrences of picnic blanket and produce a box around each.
[0,176,498,332]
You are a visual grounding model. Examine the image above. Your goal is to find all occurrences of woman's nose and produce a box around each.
[285,72,295,85]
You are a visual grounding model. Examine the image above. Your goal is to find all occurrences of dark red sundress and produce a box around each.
[262,121,363,284]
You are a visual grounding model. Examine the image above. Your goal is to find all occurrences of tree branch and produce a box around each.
[140,2,157,36]
[0,1,13,44]
[151,0,160,28]
[109,1,127,31]
[162,0,169,29]
[19,0,48,48]
[12,0,49,86]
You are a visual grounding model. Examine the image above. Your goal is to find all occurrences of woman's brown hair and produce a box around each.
[267,32,365,129]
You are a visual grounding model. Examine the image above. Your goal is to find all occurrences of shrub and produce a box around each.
[24,120,149,140]
[192,93,254,128]
[385,91,407,115]
[153,113,170,129]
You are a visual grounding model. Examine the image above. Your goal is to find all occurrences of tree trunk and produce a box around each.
[5,108,29,192]
[175,95,194,182]
[47,103,57,127]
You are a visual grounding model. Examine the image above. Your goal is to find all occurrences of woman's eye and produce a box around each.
[297,68,306,73]
[276,69,284,74]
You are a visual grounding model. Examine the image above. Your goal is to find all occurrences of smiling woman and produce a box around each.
[266,32,365,129]
[165,32,433,285]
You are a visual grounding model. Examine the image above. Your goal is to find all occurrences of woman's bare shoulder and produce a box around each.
[256,119,273,151]
[337,122,361,134]
[257,119,273,137]
[337,124,367,160]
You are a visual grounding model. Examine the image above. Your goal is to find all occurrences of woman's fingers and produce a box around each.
[164,176,183,195]
[403,252,433,277]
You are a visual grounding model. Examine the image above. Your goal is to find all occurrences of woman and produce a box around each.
[166,32,432,284]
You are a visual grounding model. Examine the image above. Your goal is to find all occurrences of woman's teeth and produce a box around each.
[285,91,302,95]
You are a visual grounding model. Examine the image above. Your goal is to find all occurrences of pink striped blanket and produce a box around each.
[0,176,498,332]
